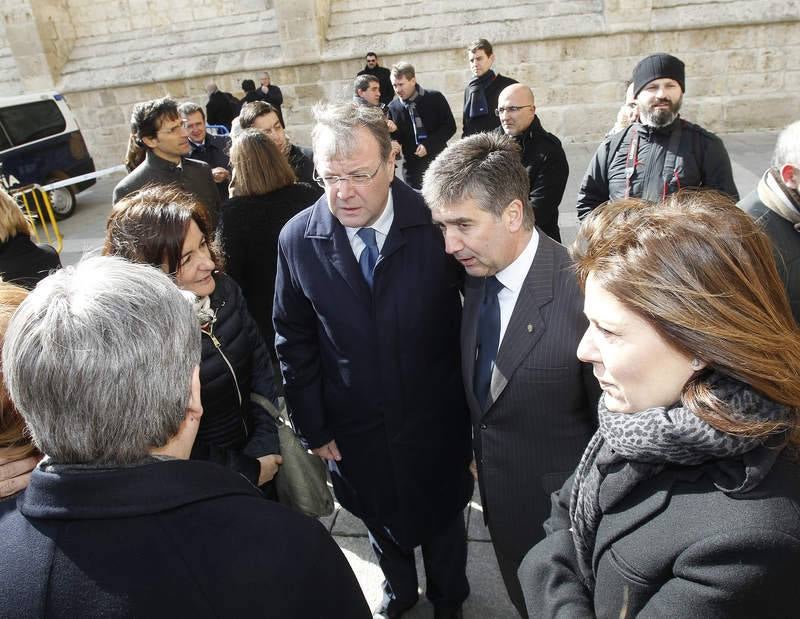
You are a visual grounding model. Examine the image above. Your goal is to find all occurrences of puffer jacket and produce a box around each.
[577,118,739,220]
[191,272,279,486]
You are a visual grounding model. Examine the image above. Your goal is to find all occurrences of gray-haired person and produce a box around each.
[739,119,800,324]
[0,256,370,618]
[274,101,472,619]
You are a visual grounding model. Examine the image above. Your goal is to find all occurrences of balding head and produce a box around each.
[497,84,536,137]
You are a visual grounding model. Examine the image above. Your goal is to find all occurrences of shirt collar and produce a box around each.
[495,228,539,294]
[345,190,395,241]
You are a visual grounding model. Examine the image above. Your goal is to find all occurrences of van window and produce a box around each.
[0,100,66,147]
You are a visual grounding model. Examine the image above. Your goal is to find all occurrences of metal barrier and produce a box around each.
[10,184,63,253]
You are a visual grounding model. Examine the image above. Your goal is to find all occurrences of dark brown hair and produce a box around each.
[239,101,281,130]
[573,191,800,443]
[229,129,296,198]
[103,185,222,276]
[0,282,34,460]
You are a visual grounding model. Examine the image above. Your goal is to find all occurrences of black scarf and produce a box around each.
[464,70,496,118]
[570,372,792,590]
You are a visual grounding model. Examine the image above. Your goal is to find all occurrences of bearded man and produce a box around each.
[577,53,739,219]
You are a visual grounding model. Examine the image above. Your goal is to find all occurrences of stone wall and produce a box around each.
[3,0,797,170]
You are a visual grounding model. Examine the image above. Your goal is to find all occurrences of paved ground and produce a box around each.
[51,130,778,617]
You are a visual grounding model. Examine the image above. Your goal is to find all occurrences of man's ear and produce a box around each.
[780,163,799,189]
[503,198,526,233]
[141,135,158,150]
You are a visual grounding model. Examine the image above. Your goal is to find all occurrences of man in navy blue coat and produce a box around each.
[274,102,473,619]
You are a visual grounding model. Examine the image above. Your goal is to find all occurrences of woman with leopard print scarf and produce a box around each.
[519,192,800,619]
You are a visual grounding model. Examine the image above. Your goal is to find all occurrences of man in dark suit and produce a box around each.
[387,62,456,190]
[274,102,473,619]
[422,132,600,617]
[178,101,232,201]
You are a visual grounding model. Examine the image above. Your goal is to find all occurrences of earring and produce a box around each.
[690,358,703,370]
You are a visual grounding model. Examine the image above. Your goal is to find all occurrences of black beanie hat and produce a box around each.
[632,53,685,97]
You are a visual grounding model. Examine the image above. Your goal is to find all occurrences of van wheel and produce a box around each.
[47,186,76,220]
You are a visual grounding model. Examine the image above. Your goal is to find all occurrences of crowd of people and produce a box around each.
[0,40,799,619]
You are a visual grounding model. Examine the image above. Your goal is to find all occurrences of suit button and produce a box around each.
[479,423,487,430]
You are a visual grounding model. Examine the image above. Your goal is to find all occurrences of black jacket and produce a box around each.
[112,150,222,226]
[288,144,318,185]
[357,65,394,106]
[388,87,457,189]
[274,180,473,548]
[206,89,239,129]
[220,183,321,357]
[0,459,370,618]
[462,73,517,137]
[739,188,800,324]
[192,273,279,486]
[496,116,568,242]
[577,118,739,220]
[189,132,232,201]
[0,234,61,288]
[519,452,800,618]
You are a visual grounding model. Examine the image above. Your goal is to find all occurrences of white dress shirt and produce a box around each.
[345,192,395,260]
[493,229,540,347]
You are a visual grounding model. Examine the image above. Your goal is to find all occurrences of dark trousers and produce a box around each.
[366,512,469,613]
[493,542,527,617]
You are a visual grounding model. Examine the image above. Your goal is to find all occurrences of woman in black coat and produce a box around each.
[519,193,800,618]
[221,128,321,359]
[0,188,60,288]
[104,185,282,491]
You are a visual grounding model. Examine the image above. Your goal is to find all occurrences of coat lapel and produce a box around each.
[487,234,557,411]
[461,275,483,415]
[304,197,372,306]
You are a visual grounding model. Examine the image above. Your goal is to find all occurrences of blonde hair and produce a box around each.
[0,188,32,243]
[573,191,800,444]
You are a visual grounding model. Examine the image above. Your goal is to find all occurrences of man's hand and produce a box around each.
[211,167,230,183]
[0,454,39,498]
[469,459,478,481]
[414,144,428,158]
[391,140,402,157]
[257,454,283,485]
[312,439,342,462]
[386,119,398,133]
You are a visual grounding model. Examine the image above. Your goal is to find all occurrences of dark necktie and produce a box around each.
[473,275,504,408]
[357,227,379,288]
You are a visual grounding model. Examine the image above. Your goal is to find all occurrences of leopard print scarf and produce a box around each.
[569,372,792,590]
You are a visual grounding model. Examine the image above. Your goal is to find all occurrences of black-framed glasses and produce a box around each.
[495,105,533,116]
[313,162,384,188]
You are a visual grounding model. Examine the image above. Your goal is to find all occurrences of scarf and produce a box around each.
[758,168,800,229]
[569,372,792,591]
[193,294,216,326]
[401,85,428,145]
[464,70,496,119]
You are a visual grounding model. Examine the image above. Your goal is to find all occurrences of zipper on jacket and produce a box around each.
[201,322,246,438]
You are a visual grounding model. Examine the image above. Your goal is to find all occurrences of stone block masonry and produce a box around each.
[3,0,796,170]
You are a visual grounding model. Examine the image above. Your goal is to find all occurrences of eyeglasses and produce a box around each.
[313,162,384,188]
[495,105,533,116]
[159,121,188,136]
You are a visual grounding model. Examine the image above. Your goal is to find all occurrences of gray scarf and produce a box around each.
[758,168,800,228]
[569,372,792,590]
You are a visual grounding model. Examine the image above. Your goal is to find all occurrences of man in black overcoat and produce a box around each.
[274,102,473,619]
